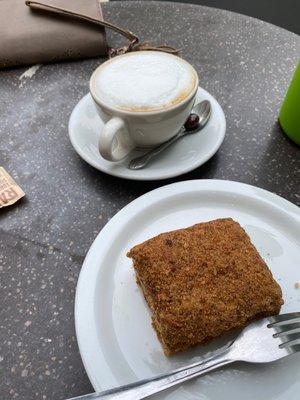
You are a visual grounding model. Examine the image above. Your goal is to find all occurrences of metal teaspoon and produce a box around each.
[128,100,212,170]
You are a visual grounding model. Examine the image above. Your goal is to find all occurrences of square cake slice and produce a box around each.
[127,218,283,356]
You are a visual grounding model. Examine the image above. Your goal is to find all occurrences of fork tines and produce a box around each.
[268,312,300,352]
[268,312,300,326]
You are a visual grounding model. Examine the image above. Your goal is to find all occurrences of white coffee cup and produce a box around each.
[89,51,199,162]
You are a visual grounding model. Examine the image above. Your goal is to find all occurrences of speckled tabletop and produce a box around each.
[0,1,299,399]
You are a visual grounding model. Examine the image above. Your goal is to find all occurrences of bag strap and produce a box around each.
[25,1,179,57]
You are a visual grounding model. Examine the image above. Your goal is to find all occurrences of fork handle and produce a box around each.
[68,348,233,400]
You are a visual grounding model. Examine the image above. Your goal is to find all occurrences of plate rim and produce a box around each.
[75,179,300,393]
[68,88,226,181]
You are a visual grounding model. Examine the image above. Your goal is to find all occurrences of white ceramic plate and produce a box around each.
[75,180,300,400]
[68,88,226,180]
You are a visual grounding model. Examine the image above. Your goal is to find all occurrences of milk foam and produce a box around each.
[93,52,197,111]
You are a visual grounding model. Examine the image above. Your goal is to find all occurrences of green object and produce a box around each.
[279,62,300,145]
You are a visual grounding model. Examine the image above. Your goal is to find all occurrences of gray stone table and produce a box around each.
[0,1,299,399]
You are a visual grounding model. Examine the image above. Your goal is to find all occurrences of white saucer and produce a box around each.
[75,180,300,399]
[68,88,226,180]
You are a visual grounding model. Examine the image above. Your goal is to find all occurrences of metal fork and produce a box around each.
[69,312,300,400]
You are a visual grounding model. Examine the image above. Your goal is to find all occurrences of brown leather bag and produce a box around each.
[0,0,108,68]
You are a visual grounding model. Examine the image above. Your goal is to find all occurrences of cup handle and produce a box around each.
[99,117,134,162]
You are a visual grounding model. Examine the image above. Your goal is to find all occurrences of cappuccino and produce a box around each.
[91,51,197,112]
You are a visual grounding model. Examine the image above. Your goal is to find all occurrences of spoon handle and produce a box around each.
[129,127,185,170]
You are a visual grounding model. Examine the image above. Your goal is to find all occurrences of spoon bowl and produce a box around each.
[189,100,212,131]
